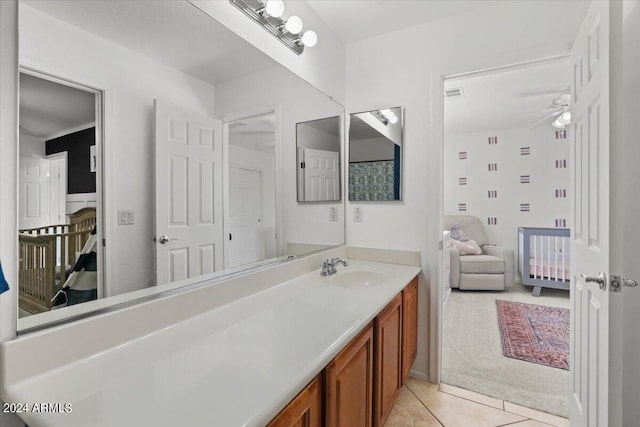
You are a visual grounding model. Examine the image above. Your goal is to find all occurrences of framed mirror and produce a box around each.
[296,116,341,202]
[15,0,345,333]
[348,107,404,201]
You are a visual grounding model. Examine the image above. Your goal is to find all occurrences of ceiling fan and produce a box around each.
[526,93,572,130]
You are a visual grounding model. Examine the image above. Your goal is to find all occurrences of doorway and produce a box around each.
[18,70,104,317]
[225,113,277,269]
[440,58,573,417]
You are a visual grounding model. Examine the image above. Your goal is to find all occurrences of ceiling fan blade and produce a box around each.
[516,107,564,116]
[515,87,571,98]
[527,110,562,130]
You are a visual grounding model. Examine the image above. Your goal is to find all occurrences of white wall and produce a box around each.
[350,137,395,162]
[229,145,277,260]
[20,4,217,296]
[297,122,340,152]
[345,1,587,379]
[444,126,571,267]
[190,0,345,105]
[215,66,345,249]
[19,132,44,157]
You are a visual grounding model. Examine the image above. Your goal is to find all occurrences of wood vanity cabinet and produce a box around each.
[373,293,403,427]
[402,277,418,383]
[325,322,374,427]
[267,374,323,427]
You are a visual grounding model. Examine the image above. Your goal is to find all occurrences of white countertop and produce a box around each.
[5,259,420,427]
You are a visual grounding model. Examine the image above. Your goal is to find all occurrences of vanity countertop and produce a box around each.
[4,259,420,427]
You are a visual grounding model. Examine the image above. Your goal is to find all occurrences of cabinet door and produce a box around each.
[267,374,322,427]
[374,293,403,427]
[325,322,374,427]
[402,277,418,384]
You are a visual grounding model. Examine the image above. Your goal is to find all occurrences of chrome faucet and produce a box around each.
[321,258,349,276]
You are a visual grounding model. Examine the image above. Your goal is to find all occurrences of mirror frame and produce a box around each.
[295,114,343,203]
[348,106,404,202]
[13,0,347,335]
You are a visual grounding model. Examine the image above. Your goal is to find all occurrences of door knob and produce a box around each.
[157,235,177,244]
[581,272,607,290]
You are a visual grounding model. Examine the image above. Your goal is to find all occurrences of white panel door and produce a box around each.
[18,156,50,230]
[303,148,339,201]
[569,2,613,426]
[48,156,66,225]
[154,100,223,285]
[228,166,264,268]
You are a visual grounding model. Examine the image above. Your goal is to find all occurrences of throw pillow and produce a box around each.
[450,238,482,255]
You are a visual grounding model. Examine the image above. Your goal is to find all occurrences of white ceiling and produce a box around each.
[20,73,95,139]
[444,60,572,135]
[23,0,277,86]
[306,0,500,44]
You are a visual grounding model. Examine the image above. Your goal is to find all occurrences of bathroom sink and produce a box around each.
[328,270,385,288]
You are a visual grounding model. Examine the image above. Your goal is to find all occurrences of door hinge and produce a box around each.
[229,233,232,241]
[610,275,639,292]
[439,240,443,250]
[102,238,106,247]
[300,162,305,169]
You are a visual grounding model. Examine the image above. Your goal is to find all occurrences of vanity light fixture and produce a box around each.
[230,0,318,55]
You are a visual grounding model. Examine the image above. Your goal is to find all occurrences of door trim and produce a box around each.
[17,63,110,310]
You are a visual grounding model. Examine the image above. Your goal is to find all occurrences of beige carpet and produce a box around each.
[442,282,570,417]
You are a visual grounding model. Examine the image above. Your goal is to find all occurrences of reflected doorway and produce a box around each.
[18,71,103,317]
[225,113,277,269]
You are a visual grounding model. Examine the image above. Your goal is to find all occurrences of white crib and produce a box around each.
[518,227,570,296]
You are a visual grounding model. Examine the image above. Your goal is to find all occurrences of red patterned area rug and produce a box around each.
[496,300,569,370]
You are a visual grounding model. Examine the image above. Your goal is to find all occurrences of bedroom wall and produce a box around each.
[20,4,217,296]
[215,66,345,250]
[443,126,571,274]
[19,133,44,158]
[345,1,588,379]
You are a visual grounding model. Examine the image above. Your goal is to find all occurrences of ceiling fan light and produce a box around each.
[389,115,399,124]
[552,117,565,129]
[561,112,571,122]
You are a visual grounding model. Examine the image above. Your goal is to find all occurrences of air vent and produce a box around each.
[444,87,465,101]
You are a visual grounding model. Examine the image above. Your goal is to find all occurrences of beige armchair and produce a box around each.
[444,215,514,291]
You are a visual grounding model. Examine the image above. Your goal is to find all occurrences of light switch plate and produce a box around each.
[118,210,134,225]
[329,206,338,222]
[353,207,362,222]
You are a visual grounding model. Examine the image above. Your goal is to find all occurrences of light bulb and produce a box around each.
[561,112,571,122]
[389,115,399,124]
[380,109,392,117]
[552,117,565,129]
[265,0,284,18]
[300,30,317,47]
[284,16,303,35]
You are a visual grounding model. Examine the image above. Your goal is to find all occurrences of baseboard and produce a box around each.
[408,369,430,382]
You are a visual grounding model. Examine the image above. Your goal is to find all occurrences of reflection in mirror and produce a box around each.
[349,107,403,201]
[16,0,344,332]
[296,116,341,202]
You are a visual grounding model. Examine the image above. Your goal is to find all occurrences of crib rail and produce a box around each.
[518,227,570,296]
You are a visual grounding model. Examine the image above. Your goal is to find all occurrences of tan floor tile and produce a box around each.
[384,386,443,427]
[505,420,557,427]
[405,378,527,427]
[504,402,570,427]
[439,383,504,410]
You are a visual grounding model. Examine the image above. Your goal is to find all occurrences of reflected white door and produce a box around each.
[303,148,339,201]
[18,156,50,230]
[154,100,223,285]
[48,155,66,225]
[569,2,614,426]
[228,166,263,268]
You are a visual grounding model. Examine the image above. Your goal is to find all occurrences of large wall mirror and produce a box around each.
[16,0,345,333]
[296,116,341,202]
[348,107,404,201]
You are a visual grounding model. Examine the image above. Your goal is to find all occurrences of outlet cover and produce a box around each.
[353,207,362,222]
[118,210,134,225]
[329,206,338,222]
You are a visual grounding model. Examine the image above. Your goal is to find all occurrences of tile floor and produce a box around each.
[385,378,570,427]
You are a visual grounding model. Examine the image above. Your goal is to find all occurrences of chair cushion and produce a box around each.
[460,255,504,274]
